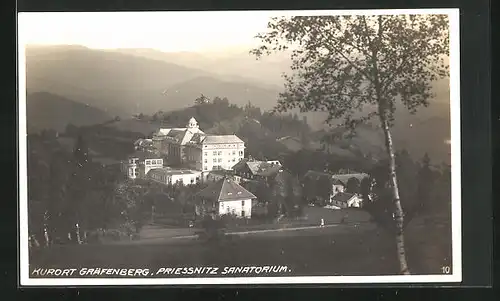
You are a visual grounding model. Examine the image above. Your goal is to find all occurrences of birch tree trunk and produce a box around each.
[380,112,411,275]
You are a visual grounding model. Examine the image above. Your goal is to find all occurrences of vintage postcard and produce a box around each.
[18,9,461,286]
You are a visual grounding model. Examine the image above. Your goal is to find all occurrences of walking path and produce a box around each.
[107,223,372,245]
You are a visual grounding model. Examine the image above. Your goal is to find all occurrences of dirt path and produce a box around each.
[107,223,375,245]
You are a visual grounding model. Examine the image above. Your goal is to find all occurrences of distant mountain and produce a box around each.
[26,45,212,116]
[26,92,112,133]
[114,48,291,88]
[25,45,288,117]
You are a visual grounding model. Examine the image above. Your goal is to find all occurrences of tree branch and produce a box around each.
[316,29,374,82]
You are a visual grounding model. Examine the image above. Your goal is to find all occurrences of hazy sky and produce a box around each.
[18,10,455,53]
[19,11,281,52]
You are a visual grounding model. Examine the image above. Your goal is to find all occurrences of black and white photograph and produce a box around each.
[18,9,461,285]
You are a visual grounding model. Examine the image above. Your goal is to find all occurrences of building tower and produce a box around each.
[187,117,199,130]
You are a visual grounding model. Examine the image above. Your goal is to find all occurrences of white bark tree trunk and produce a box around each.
[380,113,411,275]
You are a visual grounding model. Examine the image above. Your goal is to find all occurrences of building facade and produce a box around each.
[121,151,164,180]
[194,178,257,218]
[151,117,205,165]
[184,134,245,174]
[147,168,202,186]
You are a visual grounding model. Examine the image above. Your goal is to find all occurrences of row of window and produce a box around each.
[151,174,199,185]
[205,151,244,157]
[204,158,238,164]
[145,159,162,165]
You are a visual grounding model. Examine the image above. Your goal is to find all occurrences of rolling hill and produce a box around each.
[26,92,112,133]
[26,46,212,116]
[25,45,291,117]
[113,48,291,88]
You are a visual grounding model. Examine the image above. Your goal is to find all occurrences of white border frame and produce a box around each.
[18,8,461,286]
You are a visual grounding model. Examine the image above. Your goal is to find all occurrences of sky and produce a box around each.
[18,11,280,52]
[18,9,456,53]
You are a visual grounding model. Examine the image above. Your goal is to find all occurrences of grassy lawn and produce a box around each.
[28,214,452,277]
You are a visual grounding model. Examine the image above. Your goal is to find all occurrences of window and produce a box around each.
[218,151,222,156]
[213,158,217,163]
[204,152,208,156]
[213,151,217,155]
[242,200,245,206]
[218,158,222,163]
[232,151,236,155]
[241,210,245,217]
[145,160,151,165]
[204,166,208,171]
[232,158,235,162]
[152,160,156,164]
[239,151,243,156]
[204,159,207,163]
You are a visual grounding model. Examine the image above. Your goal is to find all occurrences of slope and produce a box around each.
[26,92,112,133]
[25,45,211,116]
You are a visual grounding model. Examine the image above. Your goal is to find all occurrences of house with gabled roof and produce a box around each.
[231,158,282,183]
[194,177,257,218]
[302,170,368,207]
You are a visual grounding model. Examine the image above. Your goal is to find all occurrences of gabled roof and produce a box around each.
[303,170,369,186]
[157,128,186,136]
[232,159,282,177]
[331,173,369,185]
[195,178,256,202]
[231,158,249,170]
[201,135,244,144]
[331,192,357,203]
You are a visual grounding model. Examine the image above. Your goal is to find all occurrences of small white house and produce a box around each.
[147,168,202,186]
[194,177,257,218]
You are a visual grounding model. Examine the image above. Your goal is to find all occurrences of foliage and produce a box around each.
[252,15,449,127]
[361,150,425,231]
[269,169,304,217]
[27,133,126,244]
[345,177,361,194]
[416,153,435,212]
[252,14,450,275]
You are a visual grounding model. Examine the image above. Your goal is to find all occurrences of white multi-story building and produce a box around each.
[121,151,164,179]
[184,134,245,174]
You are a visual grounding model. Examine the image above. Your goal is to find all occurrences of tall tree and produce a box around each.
[417,153,435,212]
[252,14,449,274]
[270,169,303,217]
[67,134,93,240]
